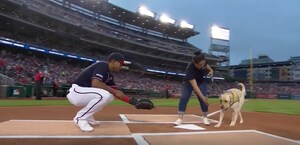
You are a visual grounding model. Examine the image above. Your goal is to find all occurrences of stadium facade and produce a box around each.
[0,0,222,77]
[225,55,299,82]
[289,56,300,81]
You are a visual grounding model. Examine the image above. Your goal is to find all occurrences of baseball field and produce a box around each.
[1,98,299,115]
[0,98,299,145]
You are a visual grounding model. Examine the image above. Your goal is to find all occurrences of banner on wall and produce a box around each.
[256,93,278,99]
[279,67,289,81]
[291,94,300,100]
[278,94,290,99]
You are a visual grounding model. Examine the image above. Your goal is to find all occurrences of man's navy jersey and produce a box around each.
[184,62,208,83]
[74,61,115,87]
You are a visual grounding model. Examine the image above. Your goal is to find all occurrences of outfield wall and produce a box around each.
[1,84,300,100]
[0,84,163,98]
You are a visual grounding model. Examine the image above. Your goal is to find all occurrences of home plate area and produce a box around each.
[120,114,218,124]
[0,114,298,145]
[0,120,131,136]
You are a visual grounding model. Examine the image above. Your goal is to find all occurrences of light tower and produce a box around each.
[209,25,230,66]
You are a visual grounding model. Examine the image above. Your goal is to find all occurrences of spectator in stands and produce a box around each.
[52,78,59,97]
[165,85,170,99]
[0,77,2,85]
[34,69,44,100]
[174,51,213,126]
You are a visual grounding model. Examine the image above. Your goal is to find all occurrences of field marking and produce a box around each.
[132,134,149,145]
[0,106,74,109]
[124,121,176,124]
[2,120,299,144]
[9,120,123,123]
[121,114,183,116]
[0,135,132,139]
[119,114,130,123]
[120,114,218,124]
[133,130,300,145]
[253,130,300,144]
[0,127,298,145]
[0,130,263,139]
[133,129,256,136]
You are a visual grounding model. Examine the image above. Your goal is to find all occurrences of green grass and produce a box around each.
[0,100,72,107]
[242,99,300,116]
[109,98,219,107]
[0,98,218,107]
[1,98,300,116]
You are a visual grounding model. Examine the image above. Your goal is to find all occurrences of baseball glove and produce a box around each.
[135,98,154,110]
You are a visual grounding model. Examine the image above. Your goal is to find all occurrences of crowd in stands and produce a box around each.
[1,49,300,96]
[0,49,182,93]
[0,50,82,85]
[0,32,185,74]
[208,81,300,96]
[114,71,181,93]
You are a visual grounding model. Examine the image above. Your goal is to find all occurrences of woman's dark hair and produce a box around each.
[192,50,206,63]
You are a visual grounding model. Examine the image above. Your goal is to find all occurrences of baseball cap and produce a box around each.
[107,52,126,66]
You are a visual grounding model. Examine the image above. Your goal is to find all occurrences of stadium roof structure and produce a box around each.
[224,61,295,69]
[63,0,199,40]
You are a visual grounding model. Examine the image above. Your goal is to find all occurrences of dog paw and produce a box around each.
[214,124,221,128]
[240,120,243,124]
[229,123,236,127]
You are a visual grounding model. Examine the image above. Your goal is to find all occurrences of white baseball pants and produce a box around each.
[67,84,114,123]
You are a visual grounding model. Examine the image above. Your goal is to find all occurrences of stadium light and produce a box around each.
[159,14,175,24]
[211,25,230,41]
[179,20,194,29]
[138,6,155,18]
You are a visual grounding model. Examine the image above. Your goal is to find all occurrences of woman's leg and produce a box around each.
[197,82,208,115]
[174,81,193,125]
[178,81,194,114]
[196,81,210,125]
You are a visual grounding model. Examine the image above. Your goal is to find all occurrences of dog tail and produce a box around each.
[238,83,246,97]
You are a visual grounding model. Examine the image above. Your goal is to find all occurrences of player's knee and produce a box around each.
[98,90,114,103]
[101,90,110,97]
[106,95,114,103]
[100,94,114,105]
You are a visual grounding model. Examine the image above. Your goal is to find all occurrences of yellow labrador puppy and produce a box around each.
[214,83,246,128]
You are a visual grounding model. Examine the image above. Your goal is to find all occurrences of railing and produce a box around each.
[0,73,15,85]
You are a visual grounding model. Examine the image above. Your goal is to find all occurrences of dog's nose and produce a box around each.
[220,106,224,109]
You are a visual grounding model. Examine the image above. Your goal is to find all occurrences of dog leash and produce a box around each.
[228,91,240,107]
